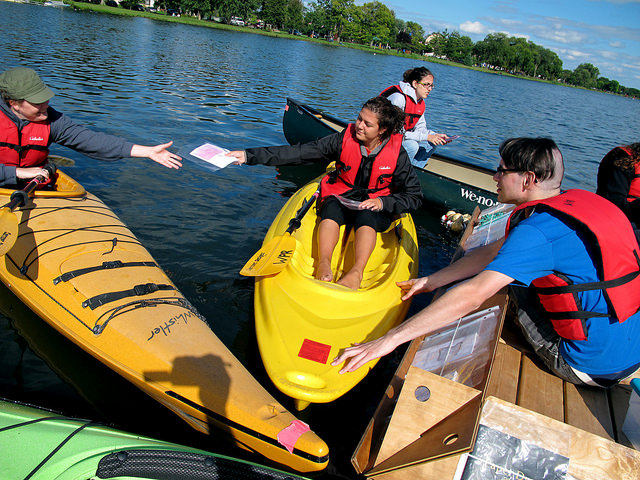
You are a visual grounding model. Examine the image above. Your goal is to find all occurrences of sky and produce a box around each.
[378,0,640,90]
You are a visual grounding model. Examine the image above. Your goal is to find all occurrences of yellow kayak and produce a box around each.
[254,176,419,410]
[0,161,328,473]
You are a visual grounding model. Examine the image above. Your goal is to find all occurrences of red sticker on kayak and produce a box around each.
[298,339,331,364]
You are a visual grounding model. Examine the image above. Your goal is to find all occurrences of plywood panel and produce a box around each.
[373,367,479,467]
[482,396,640,480]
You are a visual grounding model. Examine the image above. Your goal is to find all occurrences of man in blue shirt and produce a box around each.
[332,137,640,387]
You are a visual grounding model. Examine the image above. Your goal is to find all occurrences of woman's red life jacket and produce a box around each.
[320,124,401,200]
[0,110,50,167]
[380,85,425,131]
[618,146,640,203]
[505,189,640,341]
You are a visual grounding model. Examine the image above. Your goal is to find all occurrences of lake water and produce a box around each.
[0,2,639,477]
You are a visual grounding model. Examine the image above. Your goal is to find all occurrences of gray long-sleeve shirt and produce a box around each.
[0,101,134,185]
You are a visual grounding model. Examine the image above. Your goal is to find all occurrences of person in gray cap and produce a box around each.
[0,67,182,187]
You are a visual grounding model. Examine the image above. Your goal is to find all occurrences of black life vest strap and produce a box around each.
[82,283,175,310]
[534,269,640,295]
[0,141,48,153]
[53,260,158,285]
[546,310,610,320]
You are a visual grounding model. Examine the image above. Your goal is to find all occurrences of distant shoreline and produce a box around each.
[11,0,637,99]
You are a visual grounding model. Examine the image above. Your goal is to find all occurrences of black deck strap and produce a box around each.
[82,283,175,310]
[24,421,97,480]
[53,260,157,285]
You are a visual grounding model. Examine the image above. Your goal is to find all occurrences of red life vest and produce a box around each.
[505,189,640,341]
[380,85,425,131]
[618,146,640,203]
[0,110,50,167]
[320,124,401,200]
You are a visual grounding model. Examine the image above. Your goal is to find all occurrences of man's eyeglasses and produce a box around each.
[495,166,525,175]
[418,81,434,89]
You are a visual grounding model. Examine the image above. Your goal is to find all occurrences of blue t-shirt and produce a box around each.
[485,210,640,375]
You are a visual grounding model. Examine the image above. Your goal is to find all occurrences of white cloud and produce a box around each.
[459,21,487,34]
[609,41,624,48]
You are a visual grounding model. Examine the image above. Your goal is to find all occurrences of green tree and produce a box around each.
[444,31,473,64]
[360,1,396,46]
[569,63,599,88]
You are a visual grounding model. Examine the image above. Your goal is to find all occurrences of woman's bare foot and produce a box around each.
[316,260,333,282]
[337,268,362,290]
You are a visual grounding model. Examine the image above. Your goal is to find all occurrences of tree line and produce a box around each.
[125,0,639,97]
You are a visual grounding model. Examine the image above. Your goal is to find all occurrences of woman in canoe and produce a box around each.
[0,67,182,187]
[380,67,450,168]
[227,96,423,290]
[596,143,640,238]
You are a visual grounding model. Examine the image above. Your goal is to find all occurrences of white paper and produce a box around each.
[189,143,234,169]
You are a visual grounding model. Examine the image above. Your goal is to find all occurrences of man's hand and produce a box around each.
[331,335,399,374]
[396,276,434,301]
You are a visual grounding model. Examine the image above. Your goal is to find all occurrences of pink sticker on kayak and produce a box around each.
[277,420,310,453]
[298,339,331,364]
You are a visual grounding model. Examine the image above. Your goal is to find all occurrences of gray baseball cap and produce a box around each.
[0,67,54,103]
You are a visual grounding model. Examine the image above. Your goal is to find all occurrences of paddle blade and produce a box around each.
[240,234,297,276]
[0,208,19,256]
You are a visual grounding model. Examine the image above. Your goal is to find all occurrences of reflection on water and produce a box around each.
[0,2,639,478]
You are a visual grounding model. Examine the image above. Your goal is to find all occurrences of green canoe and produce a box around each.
[282,97,499,214]
[0,397,309,480]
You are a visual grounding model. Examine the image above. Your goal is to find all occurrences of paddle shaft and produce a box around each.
[3,164,57,211]
[286,189,319,235]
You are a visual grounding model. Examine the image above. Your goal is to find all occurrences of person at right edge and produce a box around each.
[596,142,640,242]
[332,137,640,388]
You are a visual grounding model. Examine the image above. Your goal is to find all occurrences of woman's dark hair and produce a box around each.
[362,96,405,140]
[608,143,640,170]
[402,67,433,84]
[499,137,562,183]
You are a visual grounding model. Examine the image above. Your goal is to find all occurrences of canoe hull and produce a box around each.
[283,97,499,213]
[0,169,328,472]
[255,178,419,408]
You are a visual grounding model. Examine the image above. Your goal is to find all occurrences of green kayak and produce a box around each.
[0,398,309,480]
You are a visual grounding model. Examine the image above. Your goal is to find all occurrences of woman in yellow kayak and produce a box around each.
[227,96,423,290]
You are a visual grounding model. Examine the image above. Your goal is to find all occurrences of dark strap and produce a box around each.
[534,269,640,295]
[82,283,175,310]
[53,260,157,285]
[0,141,48,153]
[545,310,609,320]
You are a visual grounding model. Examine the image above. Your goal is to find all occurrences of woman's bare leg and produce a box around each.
[337,225,376,290]
[316,218,340,281]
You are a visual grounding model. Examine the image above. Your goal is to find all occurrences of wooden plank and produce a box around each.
[564,382,614,440]
[517,354,564,422]
[482,396,640,480]
[485,341,521,404]
[610,384,634,447]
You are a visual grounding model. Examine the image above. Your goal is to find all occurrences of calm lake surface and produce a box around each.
[1,2,639,477]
